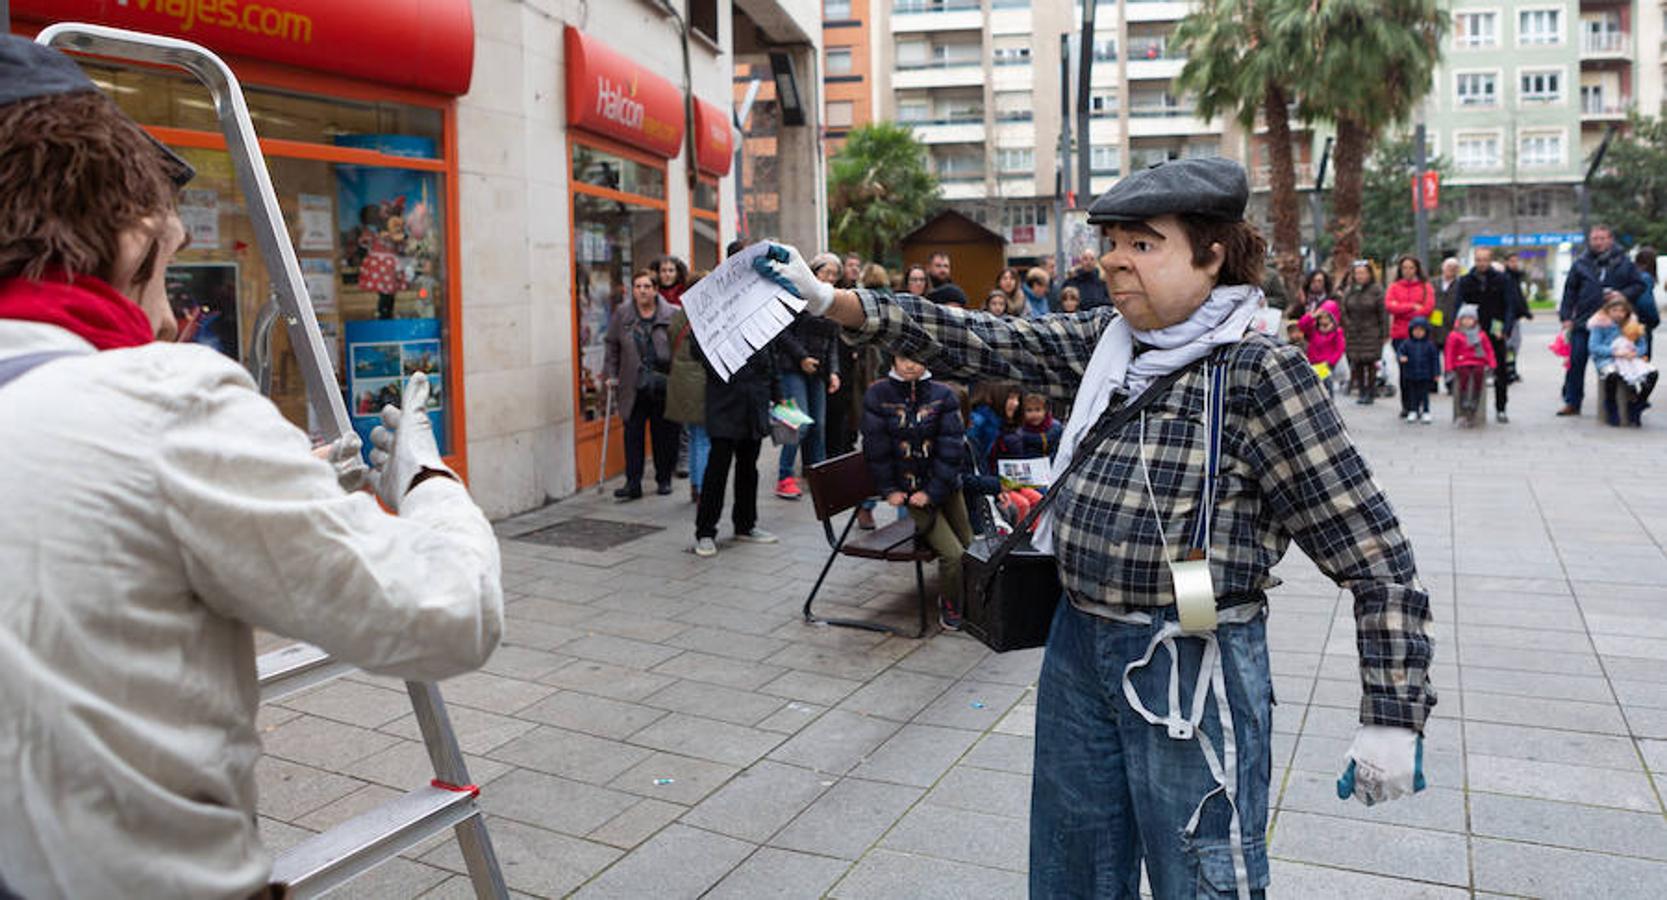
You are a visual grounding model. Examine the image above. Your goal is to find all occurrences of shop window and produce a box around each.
[690,0,719,45]
[692,178,721,272]
[573,143,666,199]
[572,140,668,430]
[88,60,456,455]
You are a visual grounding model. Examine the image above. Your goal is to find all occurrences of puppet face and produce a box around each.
[1099,215,1222,331]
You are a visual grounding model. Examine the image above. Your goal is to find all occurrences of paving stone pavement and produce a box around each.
[260,321,1667,898]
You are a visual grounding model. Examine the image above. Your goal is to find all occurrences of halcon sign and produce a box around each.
[564,26,684,160]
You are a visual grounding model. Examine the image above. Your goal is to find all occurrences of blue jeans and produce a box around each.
[1563,324,1590,410]
[777,371,826,479]
[687,425,710,492]
[1031,599,1273,899]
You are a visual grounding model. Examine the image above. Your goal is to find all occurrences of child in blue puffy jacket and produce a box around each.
[1396,316,1442,424]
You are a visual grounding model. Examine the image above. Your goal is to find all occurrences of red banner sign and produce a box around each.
[693,98,733,177]
[564,26,684,160]
[1411,170,1439,212]
[15,0,475,96]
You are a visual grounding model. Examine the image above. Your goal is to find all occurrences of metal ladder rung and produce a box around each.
[271,784,482,898]
[258,643,354,704]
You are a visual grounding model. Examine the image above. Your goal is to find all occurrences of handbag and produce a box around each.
[959,357,1211,653]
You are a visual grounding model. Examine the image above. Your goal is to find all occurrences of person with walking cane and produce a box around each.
[754,157,1435,899]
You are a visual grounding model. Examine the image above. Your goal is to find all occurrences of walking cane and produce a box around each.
[595,382,616,495]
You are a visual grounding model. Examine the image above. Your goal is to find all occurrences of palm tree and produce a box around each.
[827,123,941,264]
[1176,0,1308,298]
[1297,0,1447,280]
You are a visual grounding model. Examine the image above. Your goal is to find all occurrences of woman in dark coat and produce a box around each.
[603,270,678,499]
[1338,260,1390,404]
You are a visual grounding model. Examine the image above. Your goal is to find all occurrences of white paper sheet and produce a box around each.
[679,242,808,381]
[179,189,220,250]
[298,194,334,251]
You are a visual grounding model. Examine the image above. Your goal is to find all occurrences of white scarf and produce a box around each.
[1035,283,1262,552]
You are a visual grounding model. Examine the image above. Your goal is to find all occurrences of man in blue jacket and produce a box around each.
[1558,225,1647,415]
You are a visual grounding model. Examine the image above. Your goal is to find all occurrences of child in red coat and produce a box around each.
[1443,304,1496,426]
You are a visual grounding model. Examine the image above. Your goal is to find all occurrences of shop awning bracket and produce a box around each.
[38,23,509,900]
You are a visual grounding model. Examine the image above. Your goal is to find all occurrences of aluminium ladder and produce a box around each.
[38,23,509,899]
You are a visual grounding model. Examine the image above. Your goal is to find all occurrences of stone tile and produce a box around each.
[926,766,1032,820]
[759,669,866,706]
[880,802,1028,872]
[1459,666,1613,704]
[505,597,605,626]
[912,680,1030,731]
[642,680,787,727]
[1288,734,1465,789]
[962,733,1035,775]
[1472,836,1667,897]
[1269,810,1469,887]
[586,797,687,850]
[665,626,790,662]
[756,701,826,735]
[292,782,403,831]
[572,823,755,899]
[629,713,784,768]
[829,848,1028,899]
[605,751,740,806]
[1265,860,1469,899]
[539,659,677,701]
[1463,720,1642,770]
[579,609,692,643]
[963,647,1045,686]
[767,709,901,776]
[499,617,589,652]
[835,669,955,722]
[1467,753,1659,812]
[1459,624,1594,654]
[653,651,789,690]
[515,690,669,740]
[706,847,851,900]
[434,670,558,715]
[382,705,537,756]
[331,857,452,899]
[894,635,991,679]
[479,644,573,680]
[1275,770,1467,833]
[340,739,511,792]
[420,816,621,897]
[851,723,982,788]
[475,768,639,836]
[1470,793,1667,861]
[1643,739,1667,772]
[771,778,925,860]
[280,680,411,729]
[490,725,652,785]
[1461,691,1628,735]
[258,816,315,854]
[763,643,901,681]
[994,700,1036,737]
[253,756,363,821]
[262,714,402,770]
[682,760,834,843]
[562,634,684,670]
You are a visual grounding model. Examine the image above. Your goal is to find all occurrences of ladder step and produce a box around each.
[272,784,481,898]
[257,643,354,704]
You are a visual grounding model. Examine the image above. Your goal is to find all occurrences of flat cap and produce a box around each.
[1086,156,1247,225]
[0,34,194,187]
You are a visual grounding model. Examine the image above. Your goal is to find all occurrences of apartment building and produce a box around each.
[1423,0,1658,284]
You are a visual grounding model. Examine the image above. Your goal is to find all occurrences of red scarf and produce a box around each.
[0,272,154,350]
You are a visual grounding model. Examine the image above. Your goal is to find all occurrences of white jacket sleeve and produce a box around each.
[153,363,502,682]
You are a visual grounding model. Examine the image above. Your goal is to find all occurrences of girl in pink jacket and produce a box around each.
[1299,299,1346,393]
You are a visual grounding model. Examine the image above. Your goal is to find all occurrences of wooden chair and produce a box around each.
[802,451,935,639]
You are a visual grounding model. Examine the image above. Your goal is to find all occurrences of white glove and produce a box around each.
[367,371,455,510]
[1337,724,1425,806]
[315,432,368,493]
[753,243,837,315]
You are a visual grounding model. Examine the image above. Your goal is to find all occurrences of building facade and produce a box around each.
[16,0,826,518]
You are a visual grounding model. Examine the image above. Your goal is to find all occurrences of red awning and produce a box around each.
[16,0,476,95]
[564,26,685,160]
[693,97,733,177]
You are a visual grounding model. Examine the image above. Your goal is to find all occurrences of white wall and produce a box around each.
[456,0,736,517]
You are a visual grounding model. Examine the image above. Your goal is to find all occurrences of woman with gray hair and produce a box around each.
[771,252,844,499]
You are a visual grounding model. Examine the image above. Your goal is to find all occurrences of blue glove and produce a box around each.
[752,243,835,315]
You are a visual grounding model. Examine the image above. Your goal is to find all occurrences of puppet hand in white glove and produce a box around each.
[314,433,368,493]
[367,371,457,511]
[1337,725,1426,806]
[753,243,836,315]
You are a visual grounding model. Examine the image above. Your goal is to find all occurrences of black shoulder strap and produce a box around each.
[979,352,1212,569]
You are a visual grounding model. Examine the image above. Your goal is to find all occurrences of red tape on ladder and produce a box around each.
[431,779,480,798]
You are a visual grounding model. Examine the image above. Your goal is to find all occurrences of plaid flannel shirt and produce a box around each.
[850,289,1436,732]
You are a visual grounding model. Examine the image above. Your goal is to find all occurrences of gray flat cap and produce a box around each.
[1086,156,1247,225]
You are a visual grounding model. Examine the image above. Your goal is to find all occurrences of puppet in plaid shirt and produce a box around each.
[757,157,1435,900]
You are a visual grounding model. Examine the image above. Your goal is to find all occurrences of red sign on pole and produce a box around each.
[1411,170,1440,212]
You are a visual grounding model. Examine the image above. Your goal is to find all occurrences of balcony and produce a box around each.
[995,109,1034,123]
[937,173,988,200]
[1250,162,1317,191]
[1127,106,1215,137]
[893,0,981,33]
[1580,94,1631,121]
[1124,42,1187,80]
[1580,32,1630,59]
[893,59,987,89]
[1124,0,1193,23]
[908,117,988,143]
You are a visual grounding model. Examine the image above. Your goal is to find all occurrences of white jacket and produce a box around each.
[0,321,503,899]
